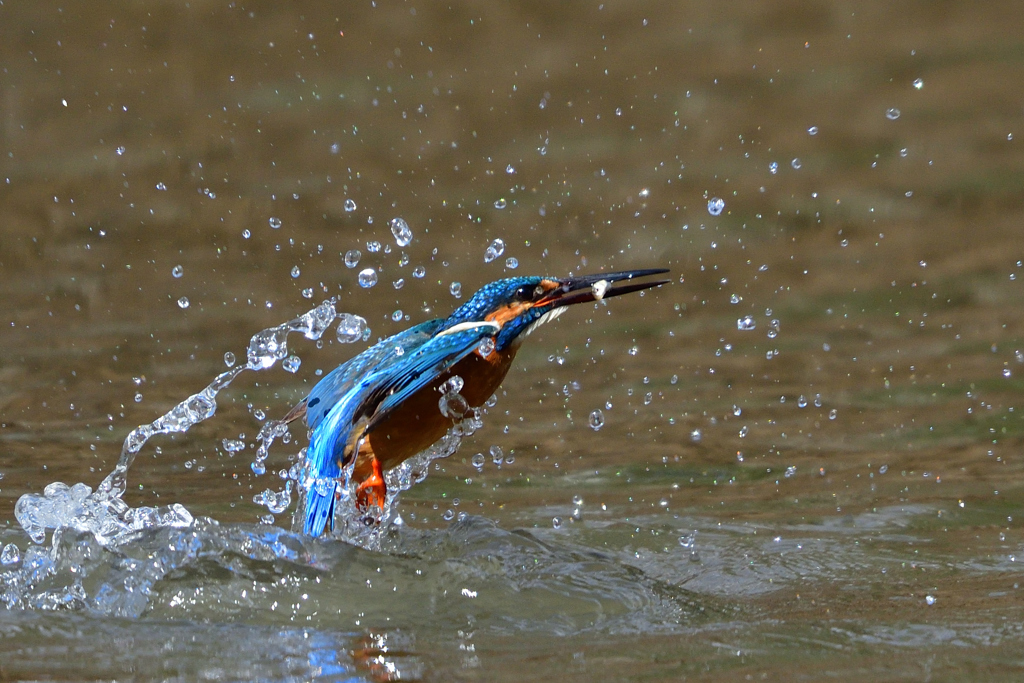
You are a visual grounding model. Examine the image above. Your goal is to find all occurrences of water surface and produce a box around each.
[2,1,1024,680]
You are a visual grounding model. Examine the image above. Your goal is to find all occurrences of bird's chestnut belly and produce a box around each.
[362,347,518,472]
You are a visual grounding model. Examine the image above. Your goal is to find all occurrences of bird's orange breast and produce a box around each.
[358,346,519,475]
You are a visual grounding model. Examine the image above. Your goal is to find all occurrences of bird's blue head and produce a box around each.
[441,269,670,352]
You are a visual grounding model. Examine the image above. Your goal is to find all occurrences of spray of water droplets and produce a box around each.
[15,300,341,546]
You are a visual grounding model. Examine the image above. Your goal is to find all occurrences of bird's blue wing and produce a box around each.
[304,319,443,432]
[303,322,497,536]
[364,323,500,427]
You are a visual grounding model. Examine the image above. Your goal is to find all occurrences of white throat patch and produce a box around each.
[517,306,567,342]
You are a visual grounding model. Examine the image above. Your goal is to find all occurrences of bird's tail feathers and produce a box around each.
[303,479,337,537]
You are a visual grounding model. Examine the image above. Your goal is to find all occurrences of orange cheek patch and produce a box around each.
[485,302,532,327]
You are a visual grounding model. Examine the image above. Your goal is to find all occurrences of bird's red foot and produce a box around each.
[355,456,386,512]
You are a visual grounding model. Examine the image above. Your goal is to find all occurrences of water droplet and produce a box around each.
[477,336,495,356]
[797,395,808,408]
[505,257,519,269]
[552,516,562,529]
[484,238,505,263]
[588,409,605,430]
[344,249,361,268]
[506,164,515,174]
[393,278,405,289]
[442,509,455,521]
[412,266,426,278]
[1003,368,1012,378]
[690,429,702,442]
[290,266,300,278]
[707,197,725,216]
[913,78,924,90]
[769,161,779,174]
[301,288,314,299]
[791,158,802,170]
[116,146,125,156]
[282,355,301,373]
[391,309,403,322]
[489,445,504,465]
[366,240,381,253]
[268,216,282,229]
[134,392,143,403]
[730,294,741,304]
[222,438,245,453]
[807,126,818,135]
[389,217,413,246]
[358,268,378,288]
[450,282,462,298]
[670,374,678,385]
[336,313,368,343]
[471,453,485,470]
[1,543,21,566]
[886,107,901,120]
[171,265,184,278]
[177,297,190,309]
[828,408,838,420]
[242,229,251,239]
[494,198,507,209]
[224,351,236,367]
[737,315,756,331]
[925,595,935,605]
[785,466,797,478]
[739,425,749,438]
[344,198,357,212]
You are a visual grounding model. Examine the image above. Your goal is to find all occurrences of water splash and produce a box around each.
[14,300,339,546]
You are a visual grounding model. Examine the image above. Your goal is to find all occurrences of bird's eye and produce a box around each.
[515,284,534,300]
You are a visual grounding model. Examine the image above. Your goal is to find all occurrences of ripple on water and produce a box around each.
[0,514,713,637]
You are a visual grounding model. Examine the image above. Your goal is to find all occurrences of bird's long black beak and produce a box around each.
[537,268,671,308]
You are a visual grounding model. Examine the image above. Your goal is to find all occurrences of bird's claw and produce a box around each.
[355,457,386,512]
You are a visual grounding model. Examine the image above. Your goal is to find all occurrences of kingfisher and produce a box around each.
[288,268,669,536]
